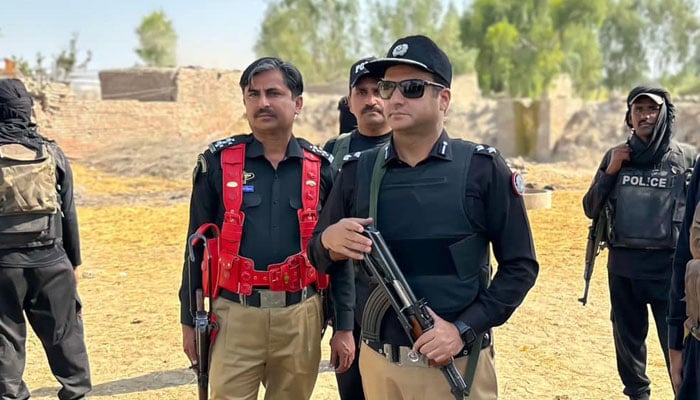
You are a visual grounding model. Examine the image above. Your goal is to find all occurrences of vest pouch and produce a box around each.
[0,213,54,249]
[0,143,59,215]
[449,233,489,282]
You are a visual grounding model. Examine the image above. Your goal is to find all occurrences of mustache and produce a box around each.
[362,105,382,114]
[255,109,276,118]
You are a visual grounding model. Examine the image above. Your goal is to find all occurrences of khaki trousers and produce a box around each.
[209,294,322,400]
[359,342,498,400]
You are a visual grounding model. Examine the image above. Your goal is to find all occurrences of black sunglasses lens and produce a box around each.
[398,80,426,98]
[378,81,397,99]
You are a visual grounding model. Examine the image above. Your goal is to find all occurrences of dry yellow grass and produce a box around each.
[22,163,675,400]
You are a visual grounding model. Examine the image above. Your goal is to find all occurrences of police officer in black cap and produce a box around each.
[583,86,696,400]
[323,56,392,400]
[308,35,538,399]
[325,57,392,174]
[0,79,91,400]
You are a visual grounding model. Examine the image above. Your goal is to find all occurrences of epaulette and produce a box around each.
[208,134,249,153]
[192,153,207,184]
[299,139,333,163]
[342,151,362,163]
[473,144,499,157]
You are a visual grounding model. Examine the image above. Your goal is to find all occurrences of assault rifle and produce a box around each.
[579,209,608,306]
[361,226,469,400]
[187,224,220,400]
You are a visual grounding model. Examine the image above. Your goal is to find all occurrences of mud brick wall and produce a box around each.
[32,68,247,158]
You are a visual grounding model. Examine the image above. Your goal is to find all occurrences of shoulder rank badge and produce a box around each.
[475,144,499,156]
[192,154,207,184]
[512,172,525,196]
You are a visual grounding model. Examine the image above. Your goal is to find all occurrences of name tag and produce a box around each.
[243,185,255,193]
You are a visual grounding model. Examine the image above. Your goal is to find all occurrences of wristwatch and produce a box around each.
[453,320,477,346]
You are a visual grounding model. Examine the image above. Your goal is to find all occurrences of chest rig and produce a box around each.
[200,143,329,299]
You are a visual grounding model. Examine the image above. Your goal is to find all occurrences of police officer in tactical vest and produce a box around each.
[0,79,91,400]
[583,86,696,400]
[323,56,392,400]
[308,35,539,399]
[668,161,700,399]
[179,57,334,400]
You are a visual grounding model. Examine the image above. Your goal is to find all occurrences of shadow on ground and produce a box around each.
[30,368,195,397]
[31,361,335,397]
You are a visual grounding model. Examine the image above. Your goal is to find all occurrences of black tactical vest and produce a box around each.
[608,143,690,250]
[354,140,490,339]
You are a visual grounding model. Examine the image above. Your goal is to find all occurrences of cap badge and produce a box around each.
[392,43,408,57]
[355,61,369,74]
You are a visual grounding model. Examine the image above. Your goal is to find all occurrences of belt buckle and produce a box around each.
[398,346,429,367]
[259,289,286,308]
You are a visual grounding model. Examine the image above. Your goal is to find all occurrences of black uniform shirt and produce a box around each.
[669,161,700,350]
[0,143,81,268]
[308,131,539,334]
[179,133,333,326]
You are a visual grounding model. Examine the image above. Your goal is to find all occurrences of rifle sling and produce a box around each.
[463,333,484,397]
[369,143,389,223]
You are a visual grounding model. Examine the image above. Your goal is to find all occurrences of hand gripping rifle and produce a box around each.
[579,208,608,306]
[362,226,469,400]
[187,223,221,400]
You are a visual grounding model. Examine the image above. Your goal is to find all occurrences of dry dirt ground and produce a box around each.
[21,160,676,400]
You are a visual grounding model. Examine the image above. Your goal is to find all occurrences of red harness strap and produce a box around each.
[204,143,328,298]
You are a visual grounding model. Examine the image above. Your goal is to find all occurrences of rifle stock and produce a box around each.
[579,210,608,306]
[362,227,469,400]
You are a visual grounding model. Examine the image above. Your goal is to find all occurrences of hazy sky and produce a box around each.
[1,0,469,72]
[1,0,268,71]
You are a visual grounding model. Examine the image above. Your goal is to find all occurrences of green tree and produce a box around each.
[367,0,475,74]
[54,33,78,81]
[600,0,700,91]
[552,0,606,96]
[255,0,360,84]
[135,11,177,67]
[462,0,606,98]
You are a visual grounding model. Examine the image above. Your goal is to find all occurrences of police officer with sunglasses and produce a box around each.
[308,35,539,399]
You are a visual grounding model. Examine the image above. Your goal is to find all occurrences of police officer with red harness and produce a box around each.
[179,57,333,400]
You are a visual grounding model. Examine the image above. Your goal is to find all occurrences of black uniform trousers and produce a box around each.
[0,257,91,400]
[609,273,670,400]
[677,336,700,399]
[335,320,365,400]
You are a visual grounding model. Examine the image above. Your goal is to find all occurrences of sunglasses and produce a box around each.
[377,79,446,100]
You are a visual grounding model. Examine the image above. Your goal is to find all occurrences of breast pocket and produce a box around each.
[242,193,262,210]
